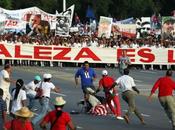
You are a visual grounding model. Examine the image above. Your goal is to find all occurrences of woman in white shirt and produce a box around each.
[11,79,27,117]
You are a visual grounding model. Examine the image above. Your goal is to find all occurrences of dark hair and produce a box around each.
[4,64,11,70]
[14,79,24,100]
[124,68,129,75]
[83,61,89,65]
[54,105,64,118]
[0,88,3,96]
[166,69,173,76]
[44,78,50,82]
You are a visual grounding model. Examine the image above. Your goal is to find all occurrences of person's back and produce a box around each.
[152,76,175,97]
[100,76,114,89]
[45,110,71,130]
[5,118,33,130]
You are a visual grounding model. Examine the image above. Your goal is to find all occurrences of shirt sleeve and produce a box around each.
[151,78,160,94]
[131,78,136,87]
[65,112,71,123]
[26,121,33,130]
[50,83,55,89]
[115,78,120,84]
[42,112,51,123]
[21,91,27,100]
[75,69,80,78]
[3,70,9,79]
[92,69,97,78]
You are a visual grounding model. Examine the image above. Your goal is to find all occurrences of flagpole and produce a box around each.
[63,0,66,11]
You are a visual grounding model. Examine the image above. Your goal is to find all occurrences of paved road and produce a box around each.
[4,66,173,130]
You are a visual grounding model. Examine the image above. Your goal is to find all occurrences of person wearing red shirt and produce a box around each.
[96,70,123,120]
[148,69,175,130]
[40,97,76,130]
[4,107,33,130]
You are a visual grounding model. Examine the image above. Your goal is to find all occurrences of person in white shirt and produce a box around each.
[11,79,26,117]
[115,68,145,124]
[0,64,15,114]
[32,73,60,125]
[25,75,41,110]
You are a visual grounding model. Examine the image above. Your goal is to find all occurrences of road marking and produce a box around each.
[51,92,67,97]
[134,79,143,83]
[76,126,83,129]
[140,71,156,74]
[123,110,150,117]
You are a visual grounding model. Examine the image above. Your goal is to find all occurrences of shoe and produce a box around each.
[116,116,124,120]
[123,115,130,124]
[140,118,146,125]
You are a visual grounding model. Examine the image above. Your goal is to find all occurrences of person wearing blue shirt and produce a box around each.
[75,61,97,94]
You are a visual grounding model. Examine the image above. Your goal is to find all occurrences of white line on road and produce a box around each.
[51,92,67,97]
[140,70,156,74]
[134,79,143,83]
[123,110,151,117]
[76,126,84,129]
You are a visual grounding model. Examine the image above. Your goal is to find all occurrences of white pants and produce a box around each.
[2,91,11,113]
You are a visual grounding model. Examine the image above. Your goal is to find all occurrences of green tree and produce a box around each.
[0,0,12,9]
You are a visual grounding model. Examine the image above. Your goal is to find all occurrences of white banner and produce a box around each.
[98,16,113,38]
[0,43,175,65]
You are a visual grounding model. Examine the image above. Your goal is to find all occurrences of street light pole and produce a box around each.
[63,0,66,11]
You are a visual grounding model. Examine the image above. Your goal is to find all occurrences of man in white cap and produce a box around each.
[25,75,41,111]
[96,70,123,120]
[32,73,60,125]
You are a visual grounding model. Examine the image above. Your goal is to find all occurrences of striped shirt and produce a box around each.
[0,97,7,118]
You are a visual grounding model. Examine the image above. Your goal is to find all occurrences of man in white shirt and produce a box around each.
[25,75,41,110]
[115,68,145,124]
[32,73,60,125]
[0,64,14,114]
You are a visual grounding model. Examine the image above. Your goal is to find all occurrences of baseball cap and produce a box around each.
[34,75,41,81]
[43,73,52,79]
[102,70,108,76]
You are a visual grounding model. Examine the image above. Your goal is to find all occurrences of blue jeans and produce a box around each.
[32,97,50,125]
[27,94,37,109]
[0,118,4,130]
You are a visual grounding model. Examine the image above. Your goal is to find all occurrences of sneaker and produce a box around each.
[116,116,124,120]
[123,115,130,124]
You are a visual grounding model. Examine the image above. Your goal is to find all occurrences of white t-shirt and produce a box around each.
[37,82,55,98]
[116,75,136,92]
[11,89,27,114]
[25,81,40,96]
[0,70,10,92]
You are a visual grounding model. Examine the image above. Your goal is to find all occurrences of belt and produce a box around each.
[41,96,50,99]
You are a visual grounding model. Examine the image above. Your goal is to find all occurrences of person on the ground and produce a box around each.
[148,69,175,130]
[0,64,15,114]
[0,88,7,130]
[4,107,33,130]
[40,96,76,130]
[96,70,123,120]
[32,73,60,125]
[75,61,97,111]
[115,68,145,124]
[11,79,27,117]
[25,75,41,111]
[118,50,131,75]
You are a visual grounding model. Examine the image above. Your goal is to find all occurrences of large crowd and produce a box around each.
[0,31,175,48]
